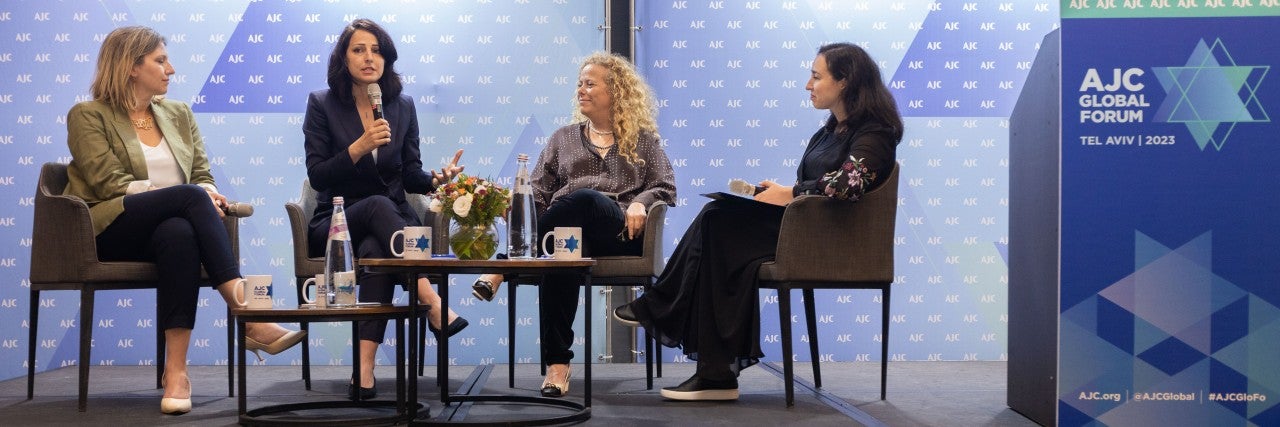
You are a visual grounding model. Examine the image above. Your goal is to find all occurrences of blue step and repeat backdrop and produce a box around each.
[1060,2,1280,426]
[0,1,1058,383]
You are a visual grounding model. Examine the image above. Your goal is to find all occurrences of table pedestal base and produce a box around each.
[413,395,589,426]
[241,400,428,426]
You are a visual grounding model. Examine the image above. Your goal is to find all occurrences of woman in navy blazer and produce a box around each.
[303,18,467,401]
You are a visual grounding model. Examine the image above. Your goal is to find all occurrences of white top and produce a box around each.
[126,136,184,194]
[142,136,184,188]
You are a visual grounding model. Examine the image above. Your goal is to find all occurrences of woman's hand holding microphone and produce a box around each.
[349,119,392,163]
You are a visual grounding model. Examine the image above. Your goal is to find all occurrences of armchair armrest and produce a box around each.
[640,201,668,272]
[768,184,896,284]
[285,201,317,267]
[29,193,99,283]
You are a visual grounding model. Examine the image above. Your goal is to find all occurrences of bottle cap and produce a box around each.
[333,196,344,205]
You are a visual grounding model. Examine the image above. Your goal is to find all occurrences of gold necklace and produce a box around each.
[131,116,153,131]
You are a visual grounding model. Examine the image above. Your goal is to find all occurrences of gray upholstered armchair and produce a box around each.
[758,162,900,406]
[284,178,445,388]
[27,162,251,411]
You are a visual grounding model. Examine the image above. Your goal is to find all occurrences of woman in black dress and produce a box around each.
[613,42,903,401]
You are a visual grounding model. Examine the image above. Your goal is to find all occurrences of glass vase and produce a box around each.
[449,222,499,260]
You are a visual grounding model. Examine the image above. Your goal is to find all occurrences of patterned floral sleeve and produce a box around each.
[820,155,876,202]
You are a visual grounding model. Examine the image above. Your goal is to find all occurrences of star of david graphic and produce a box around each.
[1061,231,1280,423]
[564,235,580,253]
[414,237,431,252]
[1151,38,1270,151]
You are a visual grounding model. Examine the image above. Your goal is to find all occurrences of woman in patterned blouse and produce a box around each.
[612,42,903,401]
[470,51,676,398]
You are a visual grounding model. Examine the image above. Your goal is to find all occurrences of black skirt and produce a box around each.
[633,197,786,373]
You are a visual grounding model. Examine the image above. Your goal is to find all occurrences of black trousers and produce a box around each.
[96,184,240,331]
[308,195,418,343]
[537,189,641,365]
[631,198,785,378]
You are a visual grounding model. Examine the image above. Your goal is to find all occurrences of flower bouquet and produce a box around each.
[429,174,512,260]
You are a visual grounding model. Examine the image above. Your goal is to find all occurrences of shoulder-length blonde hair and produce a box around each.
[91,26,165,112]
[572,51,659,165]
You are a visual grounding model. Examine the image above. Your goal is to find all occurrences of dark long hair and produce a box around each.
[818,43,903,141]
[326,19,402,104]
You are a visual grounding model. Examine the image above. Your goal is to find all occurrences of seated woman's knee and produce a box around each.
[154,217,196,240]
[363,195,398,215]
[563,188,611,206]
[695,200,740,227]
[170,183,209,201]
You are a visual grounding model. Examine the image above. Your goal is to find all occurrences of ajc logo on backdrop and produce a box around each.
[1076,38,1268,151]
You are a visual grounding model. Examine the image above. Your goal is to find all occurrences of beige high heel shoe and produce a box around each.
[160,374,192,415]
[244,328,307,362]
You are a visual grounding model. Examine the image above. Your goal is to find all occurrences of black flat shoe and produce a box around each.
[347,377,376,401]
[659,374,739,401]
[612,304,640,327]
[429,316,469,338]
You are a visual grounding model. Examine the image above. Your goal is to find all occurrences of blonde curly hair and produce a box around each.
[572,51,659,165]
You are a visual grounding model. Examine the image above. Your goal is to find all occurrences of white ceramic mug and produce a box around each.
[390,226,432,260]
[235,275,273,310]
[540,226,584,260]
[300,273,326,308]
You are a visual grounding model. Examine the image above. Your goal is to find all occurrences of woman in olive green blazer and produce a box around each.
[63,26,303,415]
[65,96,215,234]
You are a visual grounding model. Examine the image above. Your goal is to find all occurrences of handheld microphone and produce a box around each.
[223,202,255,217]
[367,83,384,121]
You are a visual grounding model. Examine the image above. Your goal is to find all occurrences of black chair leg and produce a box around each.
[27,289,39,400]
[643,328,654,390]
[538,302,547,377]
[418,317,426,377]
[648,281,660,386]
[880,286,890,400]
[508,278,517,388]
[655,340,663,378]
[642,281,662,379]
[300,320,312,389]
[156,304,164,390]
[226,306,234,396]
[295,277,312,390]
[777,287,795,407]
[803,288,821,388]
[78,289,95,412]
